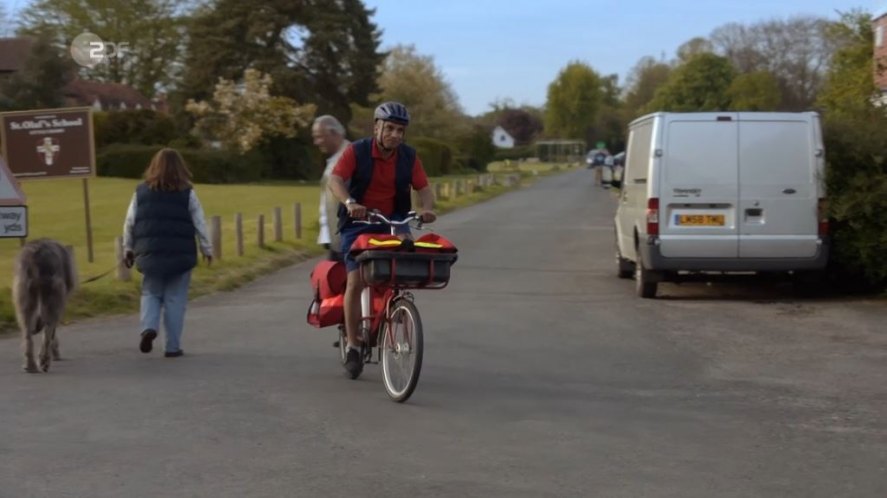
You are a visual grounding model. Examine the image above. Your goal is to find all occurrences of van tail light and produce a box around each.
[646,198,660,236]
[817,198,829,237]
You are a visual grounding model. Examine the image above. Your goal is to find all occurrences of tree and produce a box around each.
[544,61,602,142]
[727,71,781,110]
[710,16,836,110]
[182,0,383,124]
[815,10,887,286]
[622,56,672,118]
[677,37,714,62]
[0,35,76,110]
[186,69,315,154]
[648,53,735,112]
[371,44,466,140]
[17,0,186,98]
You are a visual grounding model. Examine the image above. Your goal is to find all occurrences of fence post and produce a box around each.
[211,215,222,260]
[273,207,283,242]
[257,214,265,248]
[434,182,443,200]
[115,236,130,281]
[235,213,244,257]
[294,203,302,239]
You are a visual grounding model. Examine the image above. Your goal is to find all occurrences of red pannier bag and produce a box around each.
[307,260,346,328]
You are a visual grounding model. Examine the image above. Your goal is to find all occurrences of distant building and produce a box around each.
[62,79,166,112]
[875,9,887,105]
[0,37,35,84]
[492,125,515,149]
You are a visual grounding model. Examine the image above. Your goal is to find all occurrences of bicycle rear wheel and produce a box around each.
[381,298,423,402]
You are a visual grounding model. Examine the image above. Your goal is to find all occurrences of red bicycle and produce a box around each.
[308,211,457,402]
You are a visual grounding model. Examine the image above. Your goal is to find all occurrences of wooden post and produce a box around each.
[115,236,131,281]
[294,203,302,239]
[82,178,94,263]
[450,181,457,198]
[257,214,265,248]
[434,182,443,200]
[235,213,244,257]
[211,215,222,260]
[273,207,283,242]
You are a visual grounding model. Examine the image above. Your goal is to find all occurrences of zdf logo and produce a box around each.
[70,32,129,68]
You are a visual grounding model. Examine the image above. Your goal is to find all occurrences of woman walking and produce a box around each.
[122,148,213,357]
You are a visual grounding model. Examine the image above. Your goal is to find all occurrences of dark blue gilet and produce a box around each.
[337,138,414,231]
[132,183,197,276]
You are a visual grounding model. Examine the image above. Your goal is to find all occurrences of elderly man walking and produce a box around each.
[312,115,350,260]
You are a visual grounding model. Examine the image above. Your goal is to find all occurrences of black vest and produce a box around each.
[132,183,197,276]
[337,138,414,231]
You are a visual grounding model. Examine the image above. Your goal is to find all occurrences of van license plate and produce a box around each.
[677,214,725,226]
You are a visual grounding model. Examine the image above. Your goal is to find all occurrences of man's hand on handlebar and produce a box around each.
[418,210,437,224]
[346,201,367,220]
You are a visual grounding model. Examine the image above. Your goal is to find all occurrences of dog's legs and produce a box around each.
[16,289,41,373]
[51,332,61,361]
[22,331,38,373]
[38,326,53,372]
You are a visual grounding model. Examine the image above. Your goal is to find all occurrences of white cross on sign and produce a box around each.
[36,138,60,166]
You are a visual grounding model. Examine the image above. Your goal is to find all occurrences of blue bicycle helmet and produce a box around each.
[374,101,410,125]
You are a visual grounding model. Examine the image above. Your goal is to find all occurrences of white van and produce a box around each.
[614,112,829,298]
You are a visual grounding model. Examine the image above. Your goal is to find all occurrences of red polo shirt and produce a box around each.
[332,139,429,215]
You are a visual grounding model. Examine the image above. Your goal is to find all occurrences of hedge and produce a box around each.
[97,144,264,184]
[411,137,454,176]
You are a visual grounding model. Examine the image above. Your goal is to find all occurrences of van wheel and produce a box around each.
[616,247,634,279]
[635,260,658,298]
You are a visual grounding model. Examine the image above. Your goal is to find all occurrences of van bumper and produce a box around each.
[640,238,829,272]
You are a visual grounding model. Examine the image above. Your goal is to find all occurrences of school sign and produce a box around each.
[0,107,95,179]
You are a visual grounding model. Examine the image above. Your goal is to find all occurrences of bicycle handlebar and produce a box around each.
[352,210,423,230]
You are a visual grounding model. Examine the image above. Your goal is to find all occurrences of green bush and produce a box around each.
[94,109,180,148]
[454,125,496,171]
[823,115,887,288]
[494,144,535,161]
[97,144,263,184]
[411,137,454,176]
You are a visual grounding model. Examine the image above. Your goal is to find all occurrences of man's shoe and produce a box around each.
[139,329,157,353]
[164,350,184,358]
[344,348,363,379]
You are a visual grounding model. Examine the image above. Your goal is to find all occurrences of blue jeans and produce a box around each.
[140,271,192,353]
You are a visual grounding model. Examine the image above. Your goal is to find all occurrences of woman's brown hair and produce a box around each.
[144,148,193,191]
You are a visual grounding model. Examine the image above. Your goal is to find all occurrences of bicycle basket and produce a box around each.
[355,250,458,289]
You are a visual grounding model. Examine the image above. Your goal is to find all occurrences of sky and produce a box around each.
[1,0,884,115]
[364,0,884,115]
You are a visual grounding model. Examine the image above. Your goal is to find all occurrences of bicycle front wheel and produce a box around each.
[381,298,424,403]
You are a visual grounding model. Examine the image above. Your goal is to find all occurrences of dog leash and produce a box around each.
[81,266,118,284]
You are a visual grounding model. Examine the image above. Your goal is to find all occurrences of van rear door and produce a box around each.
[658,113,739,258]
[737,114,819,258]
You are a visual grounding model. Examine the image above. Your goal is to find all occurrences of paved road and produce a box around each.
[1,169,885,497]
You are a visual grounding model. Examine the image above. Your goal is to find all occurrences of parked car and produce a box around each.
[614,112,829,298]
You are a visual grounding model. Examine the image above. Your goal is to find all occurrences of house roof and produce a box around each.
[0,37,35,72]
[63,79,154,109]
[876,5,887,21]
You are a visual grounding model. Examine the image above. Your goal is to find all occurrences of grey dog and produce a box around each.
[12,239,77,373]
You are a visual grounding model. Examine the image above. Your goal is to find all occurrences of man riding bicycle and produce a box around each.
[328,102,437,379]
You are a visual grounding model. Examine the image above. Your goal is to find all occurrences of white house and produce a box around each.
[491,125,515,149]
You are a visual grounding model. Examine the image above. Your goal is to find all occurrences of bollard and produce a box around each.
[211,215,222,260]
[294,203,302,239]
[273,207,283,242]
[235,213,244,257]
[257,214,265,248]
[115,236,131,281]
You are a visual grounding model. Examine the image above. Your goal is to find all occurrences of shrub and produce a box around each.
[411,137,454,176]
[494,144,535,161]
[94,109,179,148]
[97,144,263,184]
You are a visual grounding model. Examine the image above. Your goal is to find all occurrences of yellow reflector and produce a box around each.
[368,238,402,247]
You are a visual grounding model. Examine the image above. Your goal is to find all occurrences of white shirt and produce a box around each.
[318,140,350,245]
[122,189,213,256]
